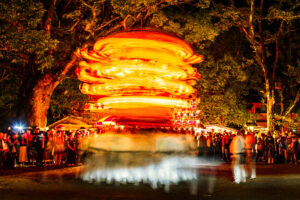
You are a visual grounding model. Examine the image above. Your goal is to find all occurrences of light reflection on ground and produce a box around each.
[79,132,222,193]
[81,154,201,192]
[1,164,300,200]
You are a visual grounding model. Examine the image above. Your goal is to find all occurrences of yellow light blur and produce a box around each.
[97,96,189,109]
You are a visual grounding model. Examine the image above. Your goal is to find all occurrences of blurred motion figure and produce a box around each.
[230,132,246,184]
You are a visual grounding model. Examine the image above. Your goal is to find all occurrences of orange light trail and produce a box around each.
[79,78,195,97]
[97,96,190,109]
[77,60,198,81]
[76,30,203,113]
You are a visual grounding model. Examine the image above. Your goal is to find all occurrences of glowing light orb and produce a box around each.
[76,31,203,117]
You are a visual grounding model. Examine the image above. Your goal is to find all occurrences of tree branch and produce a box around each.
[0,69,9,83]
[79,0,93,9]
[0,48,29,60]
[53,52,78,89]
[121,15,134,30]
[272,21,283,85]
[94,16,120,32]
[84,5,97,36]
[249,0,255,37]
[45,0,57,34]
[69,17,82,32]
[283,90,300,118]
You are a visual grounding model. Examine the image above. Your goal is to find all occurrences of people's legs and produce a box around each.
[287,152,291,163]
[224,148,228,162]
[232,155,243,183]
[293,152,297,164]
[58,153,61,165]
[37,148,44,166]
[54,153,58,165]
[27,147,31,164]
[0,152,3,169]
[222,147,225,161]
[251,151,256,179]
[32,150,36,165]
[241,154,246,182]
[267,149,272,164]
[283,149,288,163]
[245,150,251,177]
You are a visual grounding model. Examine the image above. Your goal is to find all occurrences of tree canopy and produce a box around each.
[0,0,299,131]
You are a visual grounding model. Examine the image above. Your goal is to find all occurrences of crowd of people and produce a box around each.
[0,127,96,170]
[194,129,300,164]
[0,126,299,171]
[194,129,299,183]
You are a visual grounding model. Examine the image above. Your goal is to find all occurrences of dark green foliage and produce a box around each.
[196,55,249,126]
[0,0,298,129]
[209,0,300,130]
[151,8,219,49]
[0,0,58,71]
[47,77,87,125]
[0,72,21,127]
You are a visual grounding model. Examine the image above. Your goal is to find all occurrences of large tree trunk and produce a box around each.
[27,74,56,128]
[266,91,275,133]
[260,64,276,133]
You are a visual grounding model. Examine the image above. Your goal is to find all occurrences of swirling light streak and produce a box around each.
[92,31,203,64]
[77,60,198,82]
[76,30,202,111]
[79,79,194,97]
[97,96,190,109]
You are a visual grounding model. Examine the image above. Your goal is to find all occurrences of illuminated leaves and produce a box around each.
[196,54,249,126]
[267,7,296,22]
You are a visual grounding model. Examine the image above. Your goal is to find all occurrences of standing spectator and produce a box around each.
[66,134,76,165]
[4,134,14,169]
[11,134,19,167]
[277,136,286,163]
[26,129,34,164]
[45,130,55,165]
[19,132,28,167]
[54,131,65,165]
[5,127,12,137]
[197,131,206,156]
[261,133,267,161]
[74,132,82,164]
[256,137,263,162]
[283,134,290,163]
[0,133,9,169]
[245,132,256,179]
[215,133,222,159]
[266,132,275,164]
[36,131,45,166]
[222,132,230,162]
[294,135,299,163]
[206,133,212,157]
[31,130,39,165]
[289,136,298,164]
